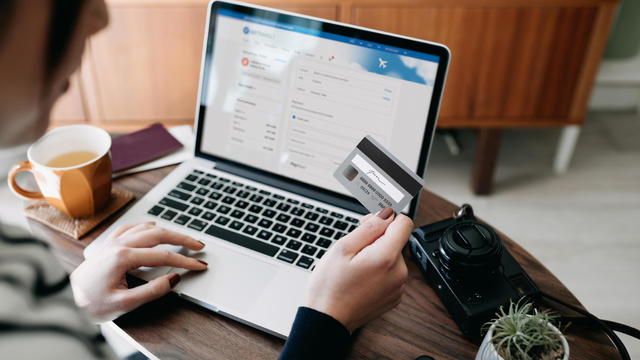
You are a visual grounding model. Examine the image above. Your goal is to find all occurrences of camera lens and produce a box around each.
[437,221,502,278]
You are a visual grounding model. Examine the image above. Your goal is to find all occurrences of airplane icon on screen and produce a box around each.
[378,57,387,69]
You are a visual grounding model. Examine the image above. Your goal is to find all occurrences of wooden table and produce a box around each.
[31,166,619,359]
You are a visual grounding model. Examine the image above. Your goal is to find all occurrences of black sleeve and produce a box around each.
[279,307,352,360]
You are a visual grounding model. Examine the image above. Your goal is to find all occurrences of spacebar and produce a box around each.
[205,224,279,257]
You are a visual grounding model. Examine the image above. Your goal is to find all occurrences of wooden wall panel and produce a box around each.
[89,6,207,123]
[351,5,598,125]
[50,73,86,123]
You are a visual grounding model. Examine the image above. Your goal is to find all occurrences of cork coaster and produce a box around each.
[23,185,136,239]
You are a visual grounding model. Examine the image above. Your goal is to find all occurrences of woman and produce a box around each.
[0,1,413,359]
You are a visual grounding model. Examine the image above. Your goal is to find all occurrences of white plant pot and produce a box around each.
[475,321,569,360]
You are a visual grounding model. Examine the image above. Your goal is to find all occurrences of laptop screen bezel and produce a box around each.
[194,0,450,219]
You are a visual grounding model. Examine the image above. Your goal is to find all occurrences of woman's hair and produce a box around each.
[0,0,86,78]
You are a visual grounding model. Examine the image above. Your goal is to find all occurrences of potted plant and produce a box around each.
[476,300,569,360]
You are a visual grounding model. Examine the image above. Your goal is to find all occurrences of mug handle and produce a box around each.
[8,161,44,200]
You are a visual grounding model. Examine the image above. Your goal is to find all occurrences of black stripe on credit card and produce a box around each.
[356,137,423,195]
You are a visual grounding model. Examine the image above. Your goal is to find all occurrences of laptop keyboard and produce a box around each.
[146,169,360,271]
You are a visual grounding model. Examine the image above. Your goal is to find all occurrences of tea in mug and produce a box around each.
[46,151,98,168]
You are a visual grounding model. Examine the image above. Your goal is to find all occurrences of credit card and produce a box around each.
[334,135,424,214]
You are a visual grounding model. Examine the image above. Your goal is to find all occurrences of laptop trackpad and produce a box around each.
[171,245,277,314]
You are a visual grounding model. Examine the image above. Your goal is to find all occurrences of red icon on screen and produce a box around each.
[329,55,335,61]
[241,57,249,66]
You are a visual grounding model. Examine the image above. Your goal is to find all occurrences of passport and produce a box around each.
[334,135,424,214]
[111,123,183,172]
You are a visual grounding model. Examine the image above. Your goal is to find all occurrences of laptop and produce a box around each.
[85,0,449,338]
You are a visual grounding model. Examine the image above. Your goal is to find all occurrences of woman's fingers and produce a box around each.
[118,222,156,238]
[338,207,395,255]
[119,248,208,271]
[118,273,182,313]
[121,227,205,251]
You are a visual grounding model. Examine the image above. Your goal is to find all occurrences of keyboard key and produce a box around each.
[205,173,216,179]
[193,170,203,174]
[277,249,298,263]
[319,227,335,237]
[315,207,328,214]
[232,181,243,186]
[345,216,359,224]
[230,209,245,219]
[287,198,300,204]
[330,212,344,219]
[222,196,235,205]
[196,187,210,196]
[316,238,332,248]
[258,219,273,228]
[349,224,357,232]
[250,194,264,203]
[188,207,203,216]
[272,223,287,233]
[243,225,258,236]
[218,177,230,183]
[277,203,291,212]
[209,191,222,200]
[148,205,164,216]
[197,178,211,186]
[248,204,263,214]
[257,230,272,241]
[304,223,319,232]
[319,216,333,226]
[262,209,276,218]
[174,214,191,225]
[188,219,207,231]
[272,194,285,200]
[263,199,277,207]
[245,185,257,191]
[235,200,249,209]
[272,235,287,245]
[223,186,237,194]
[159,198,189,212]
[217,205,231,214]
[168,189,190,201]
[211,182,224,190]
[286,239,302,251]
[185,174,198,182]
[215,216,230,226]
[244,214,259,223]
[177,182,196,192]
[334,231,346,240]
[276,214,291,223]
[202,211,215,221]
[259,189,271,195]
[204,201,217,210]
[286,228,302,239]
[291,207,304,216]
[229,220,244,230]
[316,249,326,259]
[290,218,305,228]
[301,245,318,256]
[296,256,314,269]
[161,209,177,220]
[206,224,279,257]
[301,203,314,209]
[301,233,317,243]
[237,190,251,199]
[334,220,349,230]
[304,212,319,221]
[190,197,204,205]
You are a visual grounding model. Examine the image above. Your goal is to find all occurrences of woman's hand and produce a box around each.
[70,222,207,322]
[304,207,413,332]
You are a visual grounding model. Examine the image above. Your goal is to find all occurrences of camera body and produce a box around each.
[409,205,539,338]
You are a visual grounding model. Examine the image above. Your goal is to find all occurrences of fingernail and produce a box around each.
[198,240,206,247]
[197,259,208,266]
[377,207,394,220]
[169,273,181,288]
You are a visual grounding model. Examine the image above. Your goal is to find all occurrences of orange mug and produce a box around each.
[8,125,112,218]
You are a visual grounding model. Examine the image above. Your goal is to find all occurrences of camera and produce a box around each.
[409,204,539,338]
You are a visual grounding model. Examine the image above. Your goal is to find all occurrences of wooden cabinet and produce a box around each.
[50,0,617,192]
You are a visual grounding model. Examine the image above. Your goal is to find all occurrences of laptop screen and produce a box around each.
[197,2,448,206]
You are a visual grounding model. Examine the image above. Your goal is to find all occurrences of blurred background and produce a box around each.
[2,0,638,357]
